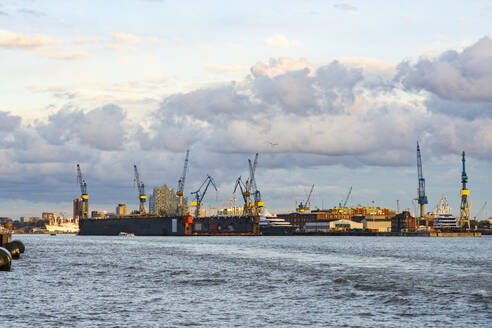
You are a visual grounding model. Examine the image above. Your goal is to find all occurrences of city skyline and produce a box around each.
[1,1,492,218]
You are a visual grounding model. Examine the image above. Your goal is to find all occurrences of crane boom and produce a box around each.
[417,142,428,219]
[191,175,217,217]
[343,186,352,207]
[133,164,146,214]
[306,184,314,208]
[176,150,190,215]
[77,164,87,196]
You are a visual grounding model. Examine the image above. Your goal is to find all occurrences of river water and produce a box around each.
[1,235,491,327]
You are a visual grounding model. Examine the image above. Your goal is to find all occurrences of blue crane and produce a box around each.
[176,149,190,215]
[342,186,352,207]
[297,184,314,212]
[417,142,428,218]
[133,164,146,214]
[191,175,217,218]
[459,151,471,230]
[76,164,89,219]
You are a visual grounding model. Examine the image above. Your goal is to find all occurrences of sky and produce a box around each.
[1,0,492,219]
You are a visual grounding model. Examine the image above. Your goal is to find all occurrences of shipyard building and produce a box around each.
[278,206,397,232]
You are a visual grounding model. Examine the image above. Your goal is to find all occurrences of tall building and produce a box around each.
[149,184,188,216]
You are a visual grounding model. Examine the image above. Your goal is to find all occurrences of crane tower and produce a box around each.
[133,164,146,214]
[416,142,428,220]
[459,151,471,230]
[176,150,190,216]
[76,164,89,219]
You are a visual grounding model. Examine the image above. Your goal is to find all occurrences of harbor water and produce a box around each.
[1,235,491,327]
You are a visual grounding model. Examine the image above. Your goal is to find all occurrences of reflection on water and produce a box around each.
[1,235,491,327]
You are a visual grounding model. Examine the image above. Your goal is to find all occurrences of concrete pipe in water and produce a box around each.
[0,247,12,271]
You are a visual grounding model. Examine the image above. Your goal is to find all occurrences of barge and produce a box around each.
[78,215,260,236]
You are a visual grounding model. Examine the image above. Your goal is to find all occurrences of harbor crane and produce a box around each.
[297,184,314,212]
[339,186,352,207]
[76,164,89,219]
[191,175,217,218]
[234,153,263,215]
[234,176,247,206]
[416,142,428,222]
[458,151,471,230]
[248,153,263,214]
[133,164,146,214]
[176,149,190,216]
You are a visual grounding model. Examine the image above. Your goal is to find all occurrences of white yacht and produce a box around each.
[432,195,458,230]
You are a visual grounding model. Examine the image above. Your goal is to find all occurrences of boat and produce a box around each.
[432,195,458,230]
[260,209,294,235]
[118,232,135,237]
[45,217,79,234]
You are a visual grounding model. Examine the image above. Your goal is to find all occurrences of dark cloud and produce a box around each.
[0,111,21,132]
[396,37,492,103]
[37,104,128,151]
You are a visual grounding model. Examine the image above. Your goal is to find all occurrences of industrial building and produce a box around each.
[391,211,416,232]
[278,206,396,230]
[304,219,363,232]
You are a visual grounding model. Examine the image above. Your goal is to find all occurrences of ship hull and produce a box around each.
[260,225,295,236]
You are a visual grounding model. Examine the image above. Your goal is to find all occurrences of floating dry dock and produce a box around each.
[78,215,260,236]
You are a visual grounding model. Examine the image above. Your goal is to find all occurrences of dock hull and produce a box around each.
[79,216,260,236]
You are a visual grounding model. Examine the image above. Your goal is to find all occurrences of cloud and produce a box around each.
[251,57,312,78]
[71,37,100,45]
[263,34,301,48]
[37,105,129,151]
[395,37,492,103]
[0,29,61,49]
[33,48,90,60]
[0,111,21,132]
[0,10,7,16]
[3,36,492,214]
[112,32,141,43]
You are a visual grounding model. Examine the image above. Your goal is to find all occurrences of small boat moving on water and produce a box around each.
[118,232,135,237]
